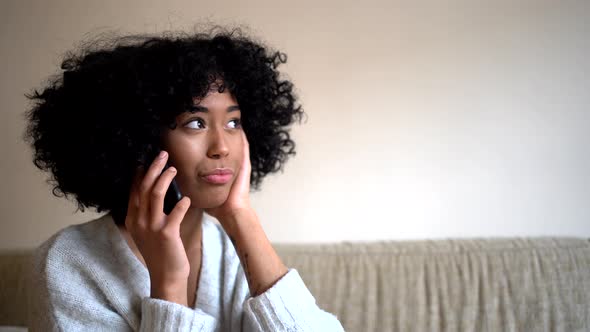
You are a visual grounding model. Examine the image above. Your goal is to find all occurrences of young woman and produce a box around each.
[24,26,344,331]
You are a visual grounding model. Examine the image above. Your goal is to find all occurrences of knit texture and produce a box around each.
[27,213,344,331]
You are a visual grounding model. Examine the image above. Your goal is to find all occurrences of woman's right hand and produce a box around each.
[125,150,192,305]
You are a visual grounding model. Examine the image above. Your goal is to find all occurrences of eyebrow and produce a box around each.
[189,105,241,113]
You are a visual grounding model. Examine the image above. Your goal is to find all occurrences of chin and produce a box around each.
[188,191,229,209]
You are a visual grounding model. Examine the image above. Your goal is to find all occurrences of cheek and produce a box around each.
[166,136,205,165]
[230,135,244,161]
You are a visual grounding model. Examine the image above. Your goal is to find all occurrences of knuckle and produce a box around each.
[150,188,165,199]
[161,226,177,239]
[148,223,160,233]
[138,182,150,193]
[133,219,146,230]
[144,218,159,232]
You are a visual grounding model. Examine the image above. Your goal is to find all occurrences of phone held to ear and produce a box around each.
[162,161,183,215]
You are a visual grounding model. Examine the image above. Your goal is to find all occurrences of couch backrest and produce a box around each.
[0,250,29,327]
[2,238,590,331]
[274,238,590,331]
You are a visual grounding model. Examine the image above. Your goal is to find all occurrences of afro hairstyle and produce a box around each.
[23,26,304,225]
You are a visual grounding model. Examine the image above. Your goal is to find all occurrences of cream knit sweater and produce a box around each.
[27,213,344,331]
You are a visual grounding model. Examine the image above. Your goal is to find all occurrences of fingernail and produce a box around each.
[158,151,167,159]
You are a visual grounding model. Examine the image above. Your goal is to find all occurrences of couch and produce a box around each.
[1,237,589,331]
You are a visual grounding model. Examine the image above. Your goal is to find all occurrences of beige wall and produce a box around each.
[1,0,589,249]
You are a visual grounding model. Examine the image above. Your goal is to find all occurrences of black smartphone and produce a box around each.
[162,161,183,215]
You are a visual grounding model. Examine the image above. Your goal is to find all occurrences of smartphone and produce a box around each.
[162,161,183,215]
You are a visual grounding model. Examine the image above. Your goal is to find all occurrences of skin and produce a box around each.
[119,90,288,308]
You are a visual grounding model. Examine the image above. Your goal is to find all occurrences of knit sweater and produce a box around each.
[27,213,344,331]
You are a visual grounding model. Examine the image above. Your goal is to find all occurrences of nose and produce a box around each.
[206,127,229,159]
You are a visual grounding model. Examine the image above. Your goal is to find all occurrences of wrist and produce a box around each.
[219,208,259,237]
[150,282,188,307]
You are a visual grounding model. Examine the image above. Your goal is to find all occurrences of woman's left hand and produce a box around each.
[206,130,287,297]
[205,130,253,227]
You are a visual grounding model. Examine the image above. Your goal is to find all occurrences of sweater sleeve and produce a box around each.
[139,297,216,331]
[27,240,220,332]
[242,269,345,331]
[29,284,219,332]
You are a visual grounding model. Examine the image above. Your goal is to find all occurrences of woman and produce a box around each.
[24,26,344,331]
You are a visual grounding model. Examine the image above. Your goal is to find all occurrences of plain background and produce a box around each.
[1,0,589,250]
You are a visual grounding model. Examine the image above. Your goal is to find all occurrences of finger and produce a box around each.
[239,131,252,187]
[149,165,178,222]
[138,151,169,216]
[165,196,191,232]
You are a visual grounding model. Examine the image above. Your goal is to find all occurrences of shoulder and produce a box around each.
[31,214,117,291]
[33,214,113,261]
[28,215,137,330]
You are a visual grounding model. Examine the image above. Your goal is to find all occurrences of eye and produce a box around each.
[185,118,205,129]
[227,118,242,129]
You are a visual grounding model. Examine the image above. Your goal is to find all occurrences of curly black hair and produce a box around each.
[23,26,304,225]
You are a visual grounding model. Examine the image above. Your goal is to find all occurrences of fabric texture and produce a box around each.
[275,238,590,331]
[2,231,589,331]
[0,250,29,326]
[26,213,344,331]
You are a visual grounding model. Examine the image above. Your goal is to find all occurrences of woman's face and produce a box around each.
[160,90,244,209]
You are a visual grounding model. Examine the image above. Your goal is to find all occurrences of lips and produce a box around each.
[200,168,233,184]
